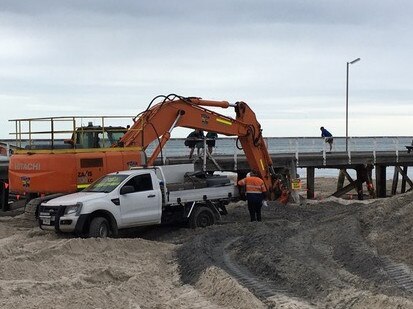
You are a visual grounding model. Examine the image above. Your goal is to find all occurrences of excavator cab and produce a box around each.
[69,123,127,149]
[9,116,130,150]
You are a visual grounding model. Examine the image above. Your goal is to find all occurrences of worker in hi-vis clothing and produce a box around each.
[237,170,268,222]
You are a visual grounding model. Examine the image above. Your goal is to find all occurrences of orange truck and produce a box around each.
[8,94,289,215]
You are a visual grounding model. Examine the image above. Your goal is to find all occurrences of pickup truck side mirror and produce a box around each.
[120,185,135,195]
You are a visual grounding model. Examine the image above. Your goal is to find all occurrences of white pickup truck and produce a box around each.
[38,164,238,237]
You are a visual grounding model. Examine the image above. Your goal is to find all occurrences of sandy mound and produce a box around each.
[0,214,265,309]
[360,192,413,265]
[1,189,412,308]
[178,197,413,308]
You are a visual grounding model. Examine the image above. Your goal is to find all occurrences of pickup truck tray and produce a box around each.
[167,184,238,204]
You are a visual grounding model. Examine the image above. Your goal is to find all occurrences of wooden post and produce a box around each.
[375,165,387,198]
[289,160,300,203]
[337,169,346,191]
[391,165,399,195]
[332,182,356,198]
[395,165,413,191]
[307,167,315,199]
[401,166,408,193]
[0,181,4,211]
[366,166,376,198]
[0,180,9,212]
[356,166,364,200]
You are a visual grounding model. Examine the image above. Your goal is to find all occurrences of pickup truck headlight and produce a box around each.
[64,202,83,216]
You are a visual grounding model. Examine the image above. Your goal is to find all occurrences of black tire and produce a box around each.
[190,206,215,229]
[89,217,110,238]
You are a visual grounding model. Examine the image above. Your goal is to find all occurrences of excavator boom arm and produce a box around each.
[118,95,278,198]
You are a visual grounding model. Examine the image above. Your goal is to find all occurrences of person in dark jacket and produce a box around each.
[185,130,204,159]
[237,170,267,222]
[206,131,218,154]
[320,126,333,151]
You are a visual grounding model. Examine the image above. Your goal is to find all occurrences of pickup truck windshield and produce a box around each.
[84,174,129,193]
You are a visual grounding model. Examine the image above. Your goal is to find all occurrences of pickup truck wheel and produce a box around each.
[89,217,110,238]
[190,206,215,228]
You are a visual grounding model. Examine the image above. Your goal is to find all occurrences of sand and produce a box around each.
[0,178,412,308]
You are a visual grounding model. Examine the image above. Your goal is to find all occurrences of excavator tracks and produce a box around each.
[176,201,413,308]
[215,236,315,308]
[381,257,413,294]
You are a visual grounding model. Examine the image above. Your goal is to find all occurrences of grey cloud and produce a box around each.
[1,0,412,27]
[0,0,412,137]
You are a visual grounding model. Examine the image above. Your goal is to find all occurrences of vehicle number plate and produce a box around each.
[42,217,51,225]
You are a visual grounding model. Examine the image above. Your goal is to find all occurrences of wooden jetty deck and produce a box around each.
[157,150,413,200]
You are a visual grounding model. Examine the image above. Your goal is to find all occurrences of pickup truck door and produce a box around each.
[118,173,161,226]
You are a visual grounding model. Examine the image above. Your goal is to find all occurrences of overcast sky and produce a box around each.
[1,0,413,139]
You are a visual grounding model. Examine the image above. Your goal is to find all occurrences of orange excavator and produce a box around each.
[117,94,287,200]
[8,94,289,211]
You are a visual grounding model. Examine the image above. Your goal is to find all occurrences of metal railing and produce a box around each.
[145,136,413,156]
[9,115,132,150]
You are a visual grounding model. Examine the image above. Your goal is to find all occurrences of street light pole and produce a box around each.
[345,57,361,152]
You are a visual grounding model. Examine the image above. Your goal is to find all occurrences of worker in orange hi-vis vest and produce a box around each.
[237,170,268,222]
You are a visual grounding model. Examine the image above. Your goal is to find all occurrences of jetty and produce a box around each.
[2,140,413,207]
[156,150,413,200]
